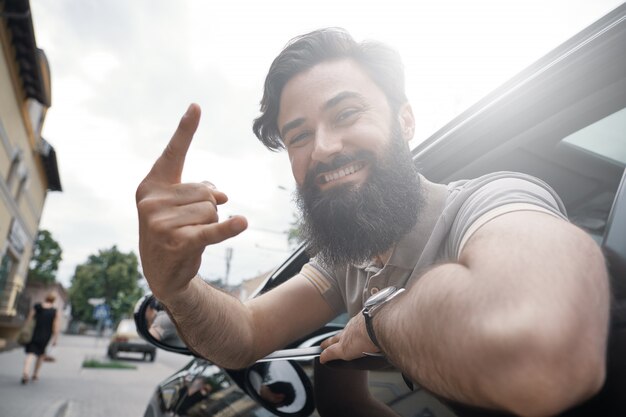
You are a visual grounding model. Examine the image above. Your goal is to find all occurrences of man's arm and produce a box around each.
[136,104,335,368]
[321,211,609,416]
[164,273,336,368]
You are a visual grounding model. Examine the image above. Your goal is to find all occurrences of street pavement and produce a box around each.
[0,334,190,417]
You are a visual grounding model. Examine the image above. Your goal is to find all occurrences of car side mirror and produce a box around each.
[133,294,193,355]
[244,360,315,417]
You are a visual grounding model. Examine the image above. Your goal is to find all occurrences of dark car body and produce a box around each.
[142,4,626,417]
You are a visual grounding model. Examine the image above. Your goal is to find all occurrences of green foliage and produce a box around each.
[69,246,144,325]
[287,213,303,248]
[82,358,136,369]
[27,230,63,285]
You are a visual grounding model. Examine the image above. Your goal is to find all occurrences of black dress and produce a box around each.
[25,303,56,356]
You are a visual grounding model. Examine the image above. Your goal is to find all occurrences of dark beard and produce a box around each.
[295,127,422,268]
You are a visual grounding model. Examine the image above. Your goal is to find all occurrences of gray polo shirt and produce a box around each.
[299,171,567,317]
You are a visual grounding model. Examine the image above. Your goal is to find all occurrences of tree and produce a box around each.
[68,246,144,325]
[27,229,63,285]
[287,214,304,248]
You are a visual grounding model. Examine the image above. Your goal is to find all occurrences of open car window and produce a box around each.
[557,106,626,242]
[562,107,626,166]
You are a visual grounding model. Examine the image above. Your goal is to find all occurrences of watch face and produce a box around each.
[365,286,397,307]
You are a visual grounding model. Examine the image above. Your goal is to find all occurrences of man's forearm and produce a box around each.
[375,261,607,416]
[161,276,256,369]
[377,264,486,404]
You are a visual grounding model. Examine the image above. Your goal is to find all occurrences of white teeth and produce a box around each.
[323,162,363,184]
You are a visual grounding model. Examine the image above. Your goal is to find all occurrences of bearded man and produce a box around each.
[136,28,609,416]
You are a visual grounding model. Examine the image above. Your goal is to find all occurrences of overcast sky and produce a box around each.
[30,0,624,288]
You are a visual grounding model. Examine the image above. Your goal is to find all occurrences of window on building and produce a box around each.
[15,175,29,202]
[27,98,45,137]
[14,168,28,202]
[0,251,16,296]
[6,149,23,190]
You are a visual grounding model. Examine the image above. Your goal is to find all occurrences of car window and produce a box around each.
[555,106,626,242]
[562,107,626,166]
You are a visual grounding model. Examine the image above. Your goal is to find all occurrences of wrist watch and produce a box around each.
[362,286,405,349]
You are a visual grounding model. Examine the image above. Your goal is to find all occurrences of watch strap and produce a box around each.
[362,287,405,349]
[364,310,381,348]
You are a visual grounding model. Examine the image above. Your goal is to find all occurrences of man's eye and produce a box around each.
[289,132,310,146]
[336,108,359,123]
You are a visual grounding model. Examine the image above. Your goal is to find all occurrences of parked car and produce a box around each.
[108,318,157,362]
[137,4,626,416]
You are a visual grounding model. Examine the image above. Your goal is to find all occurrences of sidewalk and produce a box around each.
[0,334,189,417]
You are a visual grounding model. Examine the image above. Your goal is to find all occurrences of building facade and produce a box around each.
[0,0,61,347]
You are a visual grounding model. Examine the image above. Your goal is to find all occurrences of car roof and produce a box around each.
[411,3,626,239]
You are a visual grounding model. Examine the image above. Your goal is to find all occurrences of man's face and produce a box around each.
[277,59,421,266]
[145,306,157,325]
[277,59,400,188]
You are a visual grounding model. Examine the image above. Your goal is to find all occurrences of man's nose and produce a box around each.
[311,127,343,163]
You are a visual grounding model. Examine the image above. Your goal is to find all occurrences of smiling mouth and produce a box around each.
[318,161,366,185]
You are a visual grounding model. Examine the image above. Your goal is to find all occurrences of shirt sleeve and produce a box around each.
[299,259,346,315]
[446,172,568,259]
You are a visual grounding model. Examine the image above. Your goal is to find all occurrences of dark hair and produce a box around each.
[252,27,408,151]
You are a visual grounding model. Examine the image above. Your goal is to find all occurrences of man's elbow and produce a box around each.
[513,356,605,417]
[494,329,607,417]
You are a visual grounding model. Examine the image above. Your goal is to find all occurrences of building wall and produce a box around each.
[0,7,55,345]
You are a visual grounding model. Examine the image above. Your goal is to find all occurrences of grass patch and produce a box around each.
[82,358,136,370]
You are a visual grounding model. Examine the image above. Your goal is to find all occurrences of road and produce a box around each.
[0,334,190,417]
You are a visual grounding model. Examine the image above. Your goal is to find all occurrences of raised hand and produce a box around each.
[136,104,247,302]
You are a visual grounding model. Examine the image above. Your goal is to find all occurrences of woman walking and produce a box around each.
[21,292,59,384]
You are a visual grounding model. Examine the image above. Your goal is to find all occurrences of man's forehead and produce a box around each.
[277,59,386,123]
[283,58,376,95]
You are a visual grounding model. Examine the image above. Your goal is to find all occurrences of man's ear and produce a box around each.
[397,103,415,142]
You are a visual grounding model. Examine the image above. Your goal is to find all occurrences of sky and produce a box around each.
[29,0,624,289]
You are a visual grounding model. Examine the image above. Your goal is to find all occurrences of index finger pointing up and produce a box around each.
[148,103,201,184]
